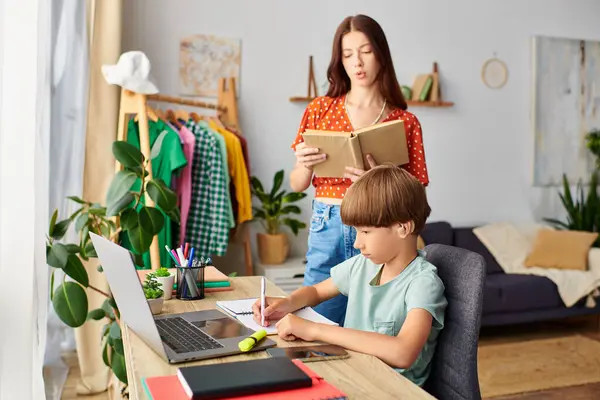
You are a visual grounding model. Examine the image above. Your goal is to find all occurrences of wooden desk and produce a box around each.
[122,276,434,400]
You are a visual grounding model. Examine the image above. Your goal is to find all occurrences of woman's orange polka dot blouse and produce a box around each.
[291,95,429,199]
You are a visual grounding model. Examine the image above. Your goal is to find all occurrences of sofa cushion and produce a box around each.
[454,228,504,275]
[421,221,454,246]
[484,273,562,314]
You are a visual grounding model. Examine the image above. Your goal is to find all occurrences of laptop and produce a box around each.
[89,233,276,364]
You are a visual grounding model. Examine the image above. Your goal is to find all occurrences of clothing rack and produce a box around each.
[114,77,252,275]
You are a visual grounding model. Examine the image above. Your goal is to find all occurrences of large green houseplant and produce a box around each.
[250,169,307,264]
[544,129,600,246]
[46,140,179,393]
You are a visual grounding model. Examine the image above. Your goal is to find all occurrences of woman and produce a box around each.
[290,14,429,325]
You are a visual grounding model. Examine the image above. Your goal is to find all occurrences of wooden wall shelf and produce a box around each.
[289,96,316,102]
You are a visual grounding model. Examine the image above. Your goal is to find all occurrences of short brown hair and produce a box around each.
[326,15,407,110]
[340,165,431,234]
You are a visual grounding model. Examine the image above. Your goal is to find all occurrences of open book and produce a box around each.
[216,298,338,335]
[301,119,409,178]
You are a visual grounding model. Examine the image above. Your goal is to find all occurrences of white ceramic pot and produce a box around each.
[156,273,175,300]
[147,297,164,315]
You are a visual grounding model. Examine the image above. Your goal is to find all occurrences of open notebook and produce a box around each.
[216,298,338,334]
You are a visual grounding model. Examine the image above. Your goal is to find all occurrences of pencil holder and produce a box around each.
[176,264,205,300]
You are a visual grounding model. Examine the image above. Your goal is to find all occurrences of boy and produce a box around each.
[252,165,447,387]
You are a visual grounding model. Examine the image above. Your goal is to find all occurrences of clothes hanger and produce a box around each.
[175,108,190,122]
[165,109,182,129]
[190,112,202,122]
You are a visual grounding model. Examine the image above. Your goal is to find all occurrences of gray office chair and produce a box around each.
[423,244,486,400]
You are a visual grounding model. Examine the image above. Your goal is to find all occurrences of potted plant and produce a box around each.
[45,140,179,392]
[250,170,307,264]
[143,272,165,314]
[155,267,175,300]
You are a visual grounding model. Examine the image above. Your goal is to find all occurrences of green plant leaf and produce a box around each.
[127,224,153,254]
[52,282,88,328]
[84,241,97,258]
[109,321,122,340]
[166,206,181,224]
[49,209,58,237]
[120,208,138,230]
[106,192,134,217]
[111,351,128,384]
[146,179,177,212]
[112,338,124,355]
[270,170,284,198]
[97,264,103,272]
[542,218,569,230]
[106,170,137,210]
[282,192,307,203]
[75,212,89,233]
[47,243,70,269]
[131,252,145,268]
[68,195,87,205]
[69,206,84,221]
[50,270,55,301]
[52,219,71,240]
[139,206,165,236]
[127,165,150,178]
[64,254,89,287]
[282,218,307,236]
[113,141,144,168]
[87,308,106,321]
[101,298,115,319]
[281,205,301,215]
[65,244,81,254]
[88,206,106,216]
[102,339,111,367]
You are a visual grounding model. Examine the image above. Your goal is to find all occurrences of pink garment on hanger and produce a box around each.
[170,123,196,243]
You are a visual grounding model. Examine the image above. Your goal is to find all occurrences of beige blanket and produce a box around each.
[473,222,600,308]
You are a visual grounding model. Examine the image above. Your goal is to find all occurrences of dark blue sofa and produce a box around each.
[421,221,600,327]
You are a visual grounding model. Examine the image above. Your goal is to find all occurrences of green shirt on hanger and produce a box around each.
[121,118,188,269]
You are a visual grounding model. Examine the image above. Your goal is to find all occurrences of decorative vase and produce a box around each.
[156,273,175,300]
[257,233,289,265]
[147,297,164,315]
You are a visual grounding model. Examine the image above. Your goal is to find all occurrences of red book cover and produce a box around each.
[142,359,347,400]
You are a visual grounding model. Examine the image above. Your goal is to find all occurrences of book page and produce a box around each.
[302,130,362,178]
[355,120,409,168]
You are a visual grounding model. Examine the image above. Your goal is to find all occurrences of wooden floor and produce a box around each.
[57,317,600,400]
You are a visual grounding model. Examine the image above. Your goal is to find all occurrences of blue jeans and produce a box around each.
[303,200,359,326]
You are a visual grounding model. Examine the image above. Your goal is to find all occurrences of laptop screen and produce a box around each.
[89,232,168,360]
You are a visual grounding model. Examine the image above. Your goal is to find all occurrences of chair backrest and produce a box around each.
[423,244,486,400]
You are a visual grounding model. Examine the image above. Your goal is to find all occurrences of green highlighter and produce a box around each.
[238,329,267,352]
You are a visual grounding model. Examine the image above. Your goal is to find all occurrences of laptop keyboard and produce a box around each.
[156,317,224,354]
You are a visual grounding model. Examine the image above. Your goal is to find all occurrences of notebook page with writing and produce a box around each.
[216,298,338,334]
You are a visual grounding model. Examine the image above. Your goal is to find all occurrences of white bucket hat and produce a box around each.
[102,51,159,94]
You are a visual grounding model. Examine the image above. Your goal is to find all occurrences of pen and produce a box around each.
[260,276,266,326]
[238,329,267,352]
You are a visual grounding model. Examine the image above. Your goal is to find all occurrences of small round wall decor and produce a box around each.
[481,56,508,89]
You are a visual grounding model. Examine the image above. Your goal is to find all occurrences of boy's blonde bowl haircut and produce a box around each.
[340,165,431,234]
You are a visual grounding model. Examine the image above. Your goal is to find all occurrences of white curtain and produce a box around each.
[44,0,90,398]
[0,0,51,399]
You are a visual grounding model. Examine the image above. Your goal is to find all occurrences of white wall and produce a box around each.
[122,0,600,270]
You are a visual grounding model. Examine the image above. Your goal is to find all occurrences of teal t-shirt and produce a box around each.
[330,250,447,387]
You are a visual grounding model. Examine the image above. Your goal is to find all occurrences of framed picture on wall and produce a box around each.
[531,34,600,187]
[179,34,241,98]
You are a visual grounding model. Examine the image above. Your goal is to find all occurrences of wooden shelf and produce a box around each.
[289,96,316,103]
[407,101,454,108]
